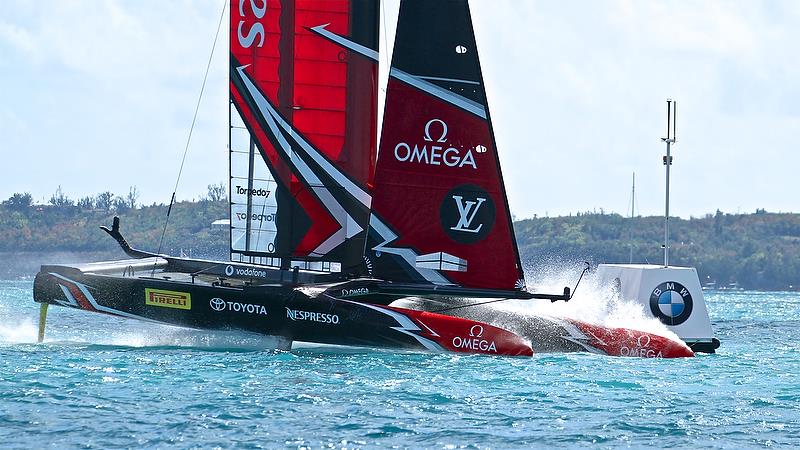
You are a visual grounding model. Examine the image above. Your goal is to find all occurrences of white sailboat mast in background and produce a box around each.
[661,99,677,267]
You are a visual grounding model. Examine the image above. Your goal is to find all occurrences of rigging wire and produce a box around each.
[152,0,228,275]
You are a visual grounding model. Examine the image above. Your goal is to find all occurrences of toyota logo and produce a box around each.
[469,324,484,338]
[210,297,226,311]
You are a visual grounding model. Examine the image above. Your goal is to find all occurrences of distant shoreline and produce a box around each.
[2,198,799,290]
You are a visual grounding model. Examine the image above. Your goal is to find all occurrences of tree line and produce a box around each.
[0,184,229,258]
[3,183,227,213]
[515,209,800,291]
[2,188,799,290]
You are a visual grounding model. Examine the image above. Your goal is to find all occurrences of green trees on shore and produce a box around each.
[0,187,228,259]
[2,189,799,290]
[515,210,800,291]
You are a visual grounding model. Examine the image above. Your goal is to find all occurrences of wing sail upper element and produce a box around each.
[367,0,525,291]
[229,0,378,272]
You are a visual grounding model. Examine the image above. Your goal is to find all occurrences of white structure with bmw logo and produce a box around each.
[596,264,718,352]
[594,100,719,353]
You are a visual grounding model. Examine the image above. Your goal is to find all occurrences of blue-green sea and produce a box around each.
[1,278,798,449]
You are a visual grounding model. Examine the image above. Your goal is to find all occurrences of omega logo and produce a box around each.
[393,119,481,169]
[469,324,484,338]
[424,118,448,143]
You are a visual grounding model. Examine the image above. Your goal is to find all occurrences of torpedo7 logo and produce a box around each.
[440,185,496,244]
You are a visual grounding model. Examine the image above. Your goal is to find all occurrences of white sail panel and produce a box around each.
[230,226,278,254]
[229,103,279,259]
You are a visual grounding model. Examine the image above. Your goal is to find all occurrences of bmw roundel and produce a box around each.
[649,281,693,326]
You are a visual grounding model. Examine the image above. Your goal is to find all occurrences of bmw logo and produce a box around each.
[210,297,226,312]
[649,281,693,326]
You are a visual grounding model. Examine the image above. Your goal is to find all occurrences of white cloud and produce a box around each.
[0,0,229,205]
[0,22,40,61]
[471,0,800,218]
[1,0,797,218]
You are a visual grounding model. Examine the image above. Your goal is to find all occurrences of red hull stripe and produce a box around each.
[336,299,532,356]
[569,320,695,358]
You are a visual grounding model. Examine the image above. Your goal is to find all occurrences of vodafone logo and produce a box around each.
[393,119,481,170]
[224,264,268,279]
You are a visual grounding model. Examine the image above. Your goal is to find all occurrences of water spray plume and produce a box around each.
[523,262,681,341]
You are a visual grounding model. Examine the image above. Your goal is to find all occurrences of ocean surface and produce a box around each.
[1,277,798,449]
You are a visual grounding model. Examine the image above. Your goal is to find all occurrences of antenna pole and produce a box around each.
[661,99,676,267]
[629,172,635,264]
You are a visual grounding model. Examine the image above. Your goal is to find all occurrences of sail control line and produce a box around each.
[152,1,227,276]
[432,262,591,313]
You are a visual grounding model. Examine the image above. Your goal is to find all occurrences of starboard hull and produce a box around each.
[33,260,693,358]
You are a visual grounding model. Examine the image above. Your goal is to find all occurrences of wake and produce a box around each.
[0,310,289,351]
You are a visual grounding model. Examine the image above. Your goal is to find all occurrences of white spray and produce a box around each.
[514,262,682,341]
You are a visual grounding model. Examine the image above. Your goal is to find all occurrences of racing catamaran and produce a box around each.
[33,0,694,358]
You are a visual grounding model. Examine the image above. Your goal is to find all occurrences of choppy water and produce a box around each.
[1,278,799,449]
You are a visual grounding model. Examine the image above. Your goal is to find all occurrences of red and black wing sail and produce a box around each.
[367,0,526,291]
[230,0,378,271]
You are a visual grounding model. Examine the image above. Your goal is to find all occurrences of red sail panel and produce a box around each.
[233,0,282,103]
[367,0,525,291]
[292,3,348,159]
[230,0,378,266]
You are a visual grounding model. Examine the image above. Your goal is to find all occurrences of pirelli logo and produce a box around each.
[145,288,191,310]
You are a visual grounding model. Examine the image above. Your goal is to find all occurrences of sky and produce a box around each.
[1,0,798,219]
